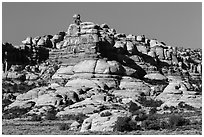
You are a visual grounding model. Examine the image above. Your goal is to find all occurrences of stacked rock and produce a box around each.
[62,21,99,54]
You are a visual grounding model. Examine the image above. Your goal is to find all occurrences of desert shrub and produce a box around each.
[100,111,112,117]
[141,114,161,130]
[44,109,57,120]
[141,119,160,130]
[149,107,157,115]
[128,121,141,130]
[58,123,70,131]
[31,114,42,121]
[169,106,176,112]
[132,110,147,121]
[114,117,132,132]
[127,101,141,113]
[160,121,170,129]
[178,102,195,110]
[138,96,163,107]
[168,114,190,128]
[61,113,88,123]
[163,105,169,110]
[2,106,30,119]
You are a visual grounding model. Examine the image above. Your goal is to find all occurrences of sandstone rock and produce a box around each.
[16,87,47,101]
[37,38,46,46]
[80,28,98,34]
[80,109,131,132]
[149,39,159,48]
[70,121,81,130]
[144,73,167,81]
[72,59,125,76]
[35,93,61,107]
[48,83,61,89]
[136,44,148,54]
[112,90,142,99]
[126,41,137,55]
[6,72,26,80]
[57,98,109,116]
[94,59,110,74]
[22,37,32,45]
[91,94,106,103]
[25,72,39,80]
[80,115,93,132]
[65,78,100,89]
[114,41,126,49]
[6,100,35,110]
[55,87,79,103]
[119,77,150,92]
[136,35,145,42]
[148,50,157,58]
[73,59,97,73]
[179,95,202,108]
[155,46,165,59]
[67,24,80,36]
[56,66,74,74]
[80,34,99,44]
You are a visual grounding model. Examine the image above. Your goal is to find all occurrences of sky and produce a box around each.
[2,2,202,48]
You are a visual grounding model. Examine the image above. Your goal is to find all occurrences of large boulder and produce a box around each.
[35,93,61,107]
[67,24,80,36]
[80,109,131,132]
[72,59,125,75]
[16,87,47,101]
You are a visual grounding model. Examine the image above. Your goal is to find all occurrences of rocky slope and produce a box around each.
[2,16,202,133]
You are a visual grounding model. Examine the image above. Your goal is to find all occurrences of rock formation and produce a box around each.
[2,14,202,132]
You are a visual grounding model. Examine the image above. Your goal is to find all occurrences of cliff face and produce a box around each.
[2,18,202,131]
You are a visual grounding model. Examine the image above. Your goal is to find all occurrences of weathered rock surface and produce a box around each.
[2,15,202,127]
[80,109,131,132]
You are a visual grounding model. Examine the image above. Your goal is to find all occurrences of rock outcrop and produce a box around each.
[2,15,202,132]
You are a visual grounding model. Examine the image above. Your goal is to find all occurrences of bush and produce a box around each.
[58,123,70,131]
[132,110,147,121]
[178,102,195,110]
[44,110,57,120]
[142,119,161,130]
[114,117,132,132]
[128,121,141,130]
[61,113,88,123]
[31,114,42,121]
[138,96,163,107]
[127,101,141,113]
[2,106,30,119]
[141,114,162,130]
[100,111,112,117]
[149,107,157,115]
[168,115,190,128]
[160,121,170,129]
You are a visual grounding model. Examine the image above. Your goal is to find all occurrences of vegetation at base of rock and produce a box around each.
[30,114,42,121]
[58,123,70,130]
[132,110,148,121]
[60,113,88,123]
[114,117,132,132]
[137,96,163,107]
[2,106,31,119]
[44,110,57,120]
[178,102,195,110]
[168,114,190,128]
[2,14,202,135]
